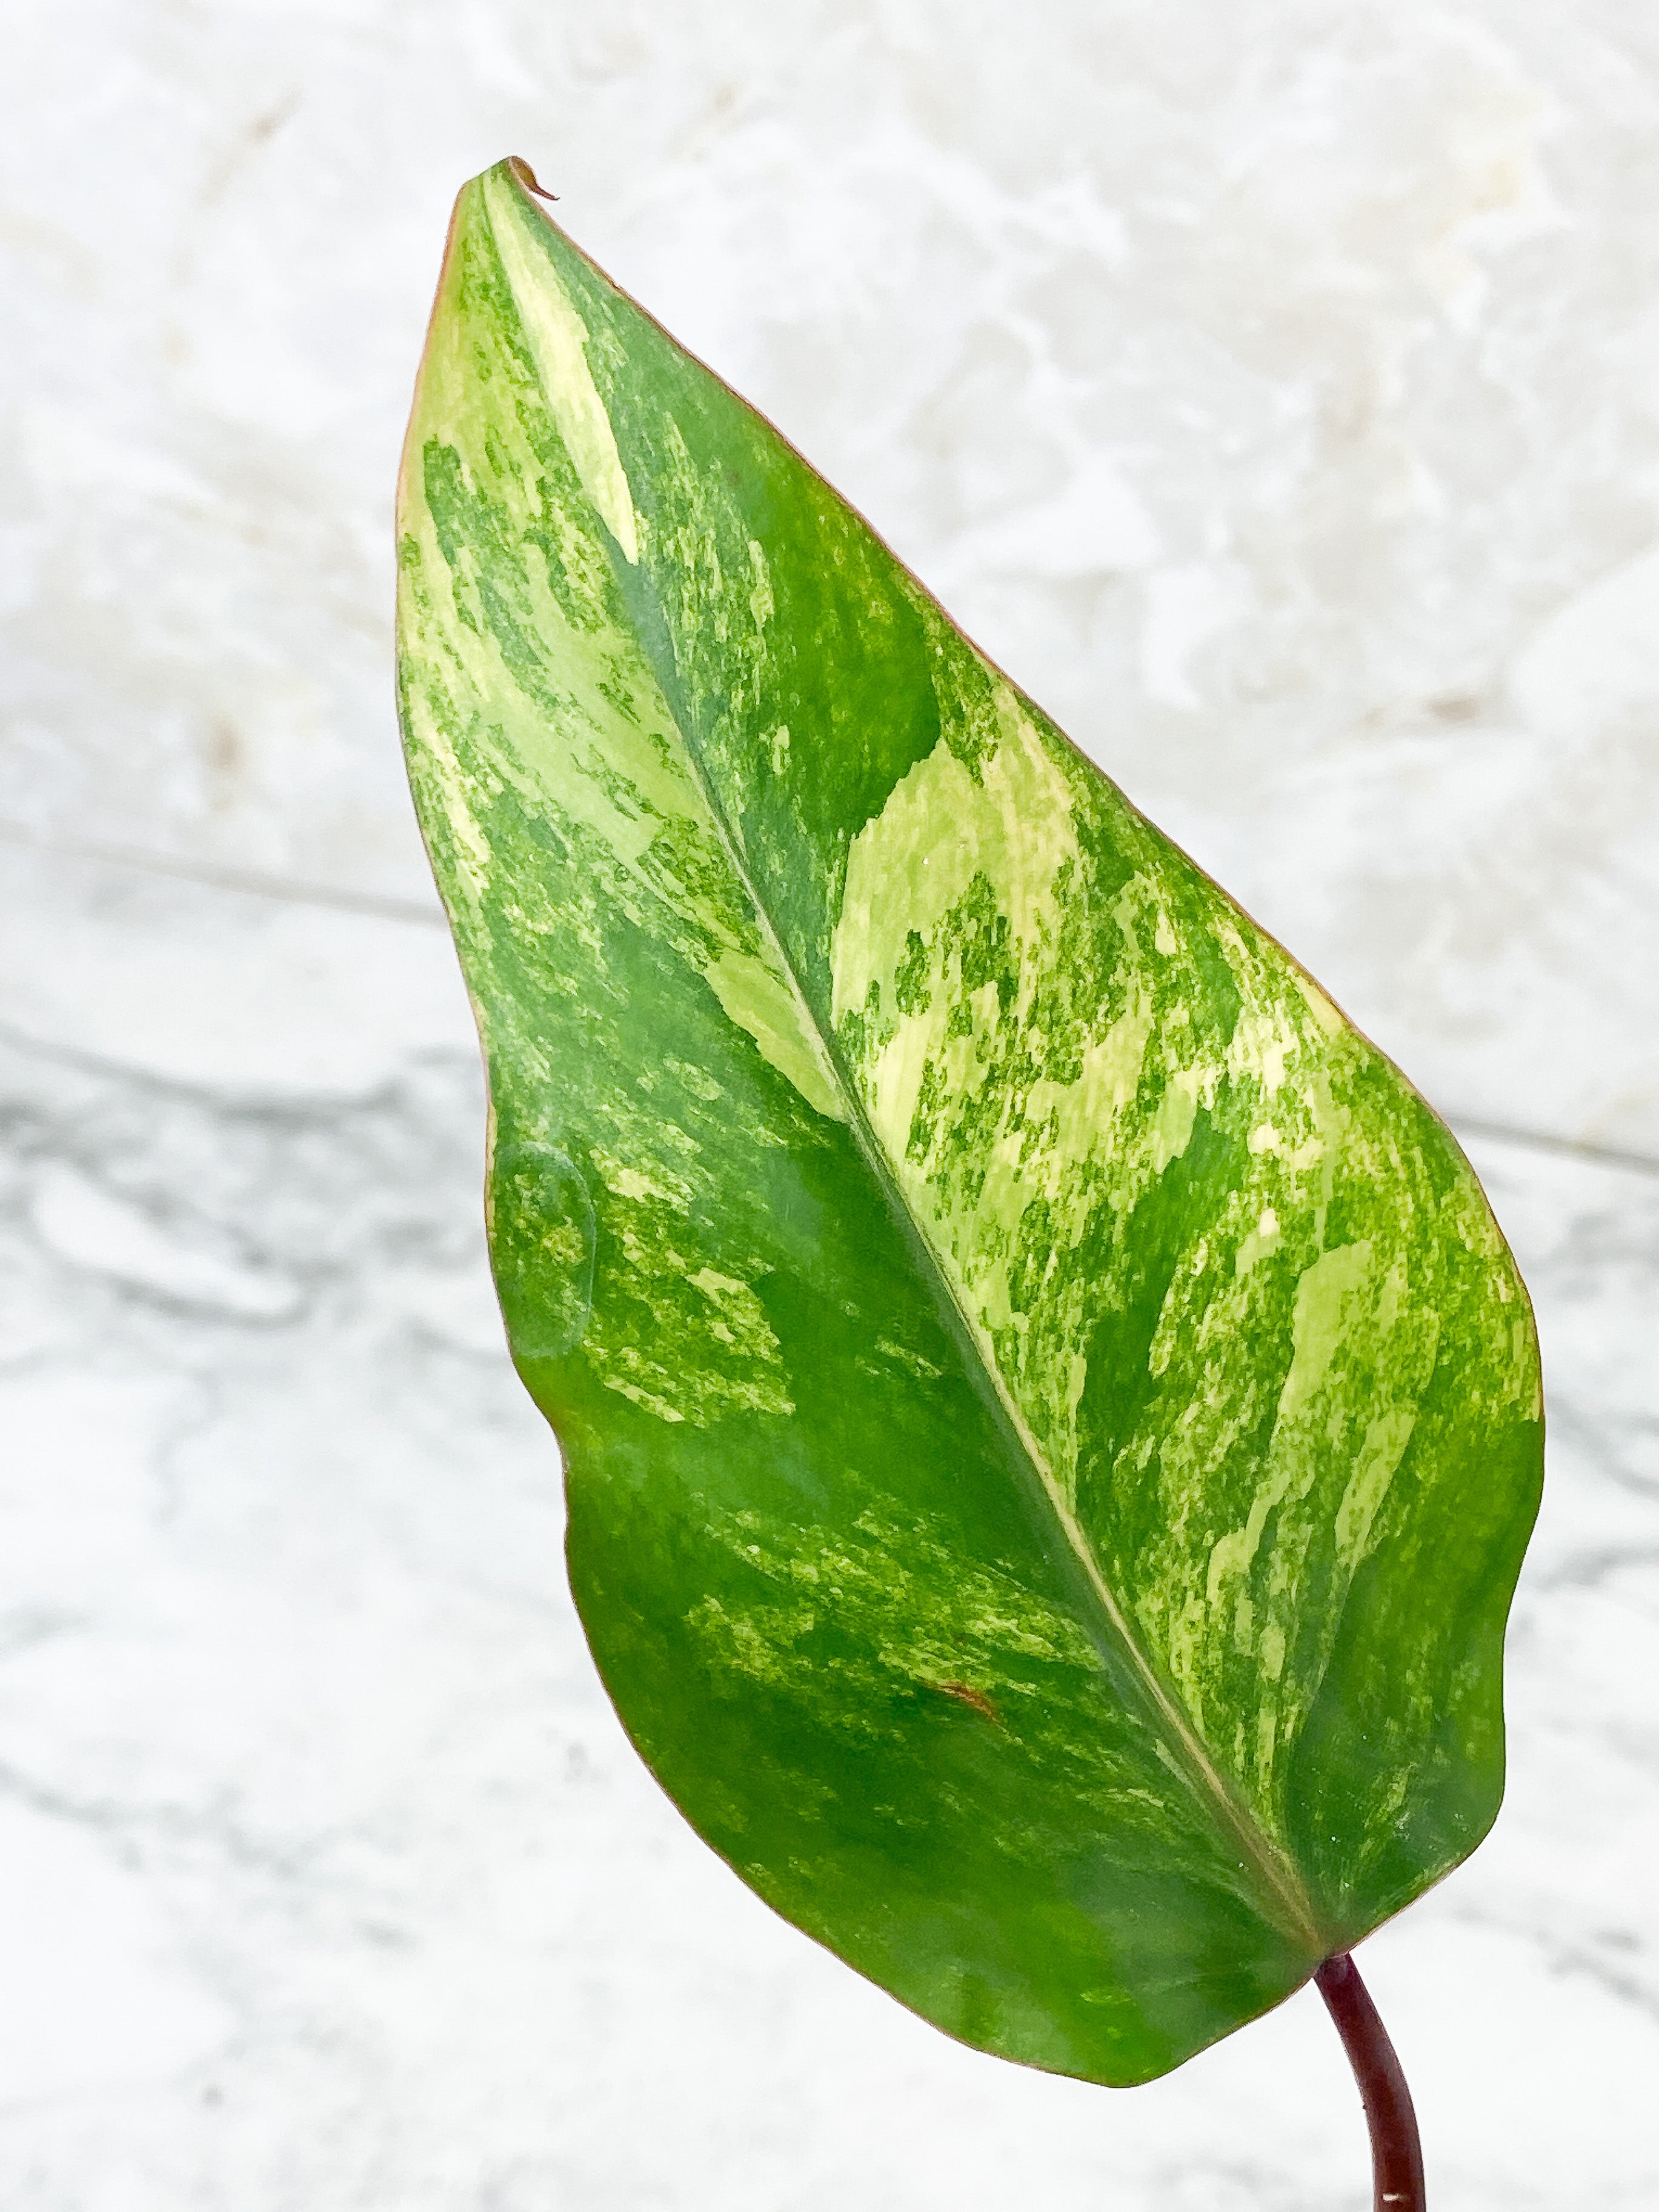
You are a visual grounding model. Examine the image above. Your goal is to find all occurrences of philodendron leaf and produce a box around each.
[396,158,1544,2088]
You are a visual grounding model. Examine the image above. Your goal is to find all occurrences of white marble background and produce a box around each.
[2,3,1657,2205]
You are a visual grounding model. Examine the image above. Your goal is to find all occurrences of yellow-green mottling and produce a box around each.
[396,159,1544,2087]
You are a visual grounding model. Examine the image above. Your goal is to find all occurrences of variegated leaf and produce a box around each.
[395,158,1543,2087]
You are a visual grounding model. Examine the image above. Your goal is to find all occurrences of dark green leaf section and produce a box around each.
[395,159,1543,2085]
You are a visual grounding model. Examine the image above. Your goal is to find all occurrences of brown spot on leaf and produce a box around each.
[931,1680,1000,1724]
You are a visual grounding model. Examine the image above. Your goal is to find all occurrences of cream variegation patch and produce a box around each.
[482,169,640,562]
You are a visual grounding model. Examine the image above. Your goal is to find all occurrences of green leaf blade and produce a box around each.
[395,159,1543,2085]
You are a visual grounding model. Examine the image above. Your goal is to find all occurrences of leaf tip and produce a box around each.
[505,153,559,202]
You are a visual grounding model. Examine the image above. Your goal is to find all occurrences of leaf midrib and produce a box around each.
[493,173,1327,1964]
[708,786,1320,1958]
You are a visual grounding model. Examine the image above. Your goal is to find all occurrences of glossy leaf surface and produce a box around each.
[395,159,1544,2086]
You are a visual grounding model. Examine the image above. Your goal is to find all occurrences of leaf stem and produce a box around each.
[1315,1953,1426,2212]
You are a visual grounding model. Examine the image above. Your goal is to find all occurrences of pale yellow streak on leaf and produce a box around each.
[1234,1205,1282,1277]
[1274,1241,1375,1426]
[705,948,848,1123]
[1225,1001,1302,1096]
[1201,1244,1377,1606]
[591,1151,691,1209]
[1335,1406,1419,1570]
[831,702,1077,1025]
[401,684,495,906]
[605,1379,687,1421]
[482,172,640,563]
